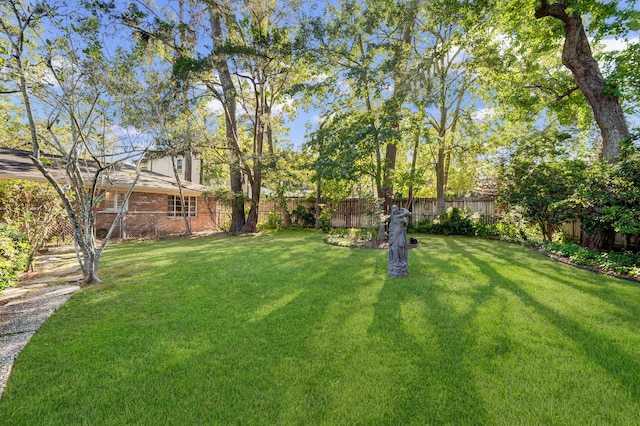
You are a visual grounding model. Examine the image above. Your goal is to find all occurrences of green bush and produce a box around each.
[318,205,333,232]
[413,207,475,236]
[258,211,283,231]
[0,179,65,266]
[0,223,31,291]
[474,221,500,239]
[291,205,316,228]
[411,218,432,234]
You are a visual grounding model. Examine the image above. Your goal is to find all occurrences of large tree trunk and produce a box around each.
[407,131,420,215]
[535,1,629,163]
[583,228,616,251]
[183,150,193,183]
[315,179,322,230]
[382,142,397,213]
[240,83,267,234]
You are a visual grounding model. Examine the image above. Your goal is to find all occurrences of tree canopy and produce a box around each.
[1,0,638,252]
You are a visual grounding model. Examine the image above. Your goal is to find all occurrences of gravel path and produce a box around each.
[0,247,81,399]
[0,285,80,398]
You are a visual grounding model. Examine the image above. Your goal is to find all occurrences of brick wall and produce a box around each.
[95,192,217,239]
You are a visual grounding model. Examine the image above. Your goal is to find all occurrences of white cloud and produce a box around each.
[600,37,639,52]
[472,107,494,121]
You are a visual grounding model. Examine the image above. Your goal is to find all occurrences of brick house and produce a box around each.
[0,148,218,239]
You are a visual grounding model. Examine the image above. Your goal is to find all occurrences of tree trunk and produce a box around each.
[79,243,102,285]
[382,142,397,214]
[436,145,446,212]
[583,228,616,251]
[315,179,322,230]
[407,131,420,216]
[183,149,193,183]
[240,82,267,234]
[535,1,629,163]
[210,7,246,233]
[242,156,261,234]
[276,190,292,229]
[382,1,419,214]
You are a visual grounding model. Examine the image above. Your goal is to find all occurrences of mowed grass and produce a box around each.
[2,231,640,425]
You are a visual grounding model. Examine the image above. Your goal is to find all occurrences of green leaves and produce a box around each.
[498,127,588,240]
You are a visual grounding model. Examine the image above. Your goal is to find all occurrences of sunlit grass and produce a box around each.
[1,231,640,425]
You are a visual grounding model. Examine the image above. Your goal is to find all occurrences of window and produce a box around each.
[104,191,127,212]
[176,158,183,174]
[167,195,197,217]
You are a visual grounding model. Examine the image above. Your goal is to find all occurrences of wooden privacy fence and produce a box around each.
[330,197,500,228]
[215,197,500,230]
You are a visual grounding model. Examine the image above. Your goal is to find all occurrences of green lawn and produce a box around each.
[2,231,640,425]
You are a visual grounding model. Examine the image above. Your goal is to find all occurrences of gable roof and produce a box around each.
[0,148,209,196]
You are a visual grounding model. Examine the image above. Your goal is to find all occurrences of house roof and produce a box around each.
[0,148,209,196]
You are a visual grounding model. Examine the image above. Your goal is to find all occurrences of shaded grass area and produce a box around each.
[2,231,640,424]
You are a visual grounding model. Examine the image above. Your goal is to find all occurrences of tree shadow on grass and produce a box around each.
[368,255,492,424]
[497,244,640,318]
[446,238,640,403]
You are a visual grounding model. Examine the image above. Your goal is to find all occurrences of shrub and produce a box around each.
[0,179,65,267]
[0,223,31,291]
[411,218,432,234]
[413,207,475,236]
[318,205,333,232]
[258,211,283,231]
[291,205,316,228]
[474,221,501,239]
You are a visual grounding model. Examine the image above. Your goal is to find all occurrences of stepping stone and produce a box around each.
[46,247,76,255]
[50,266,82,277]
[21,283,49,290]
[23,276,60,285]
[0,288,29,303]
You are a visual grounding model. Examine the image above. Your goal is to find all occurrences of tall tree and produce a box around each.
[134,0,307,233]
[380,0,420,213]
[491,0,636,250]
[411,1,480,212]
[304,0,421,208]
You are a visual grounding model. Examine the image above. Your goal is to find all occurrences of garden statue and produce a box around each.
[388,205,411,277]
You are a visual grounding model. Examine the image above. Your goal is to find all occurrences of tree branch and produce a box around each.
[523,83,580,100]
[534,1,570,22]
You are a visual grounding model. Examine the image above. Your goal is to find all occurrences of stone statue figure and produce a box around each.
[388,205,411,277]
